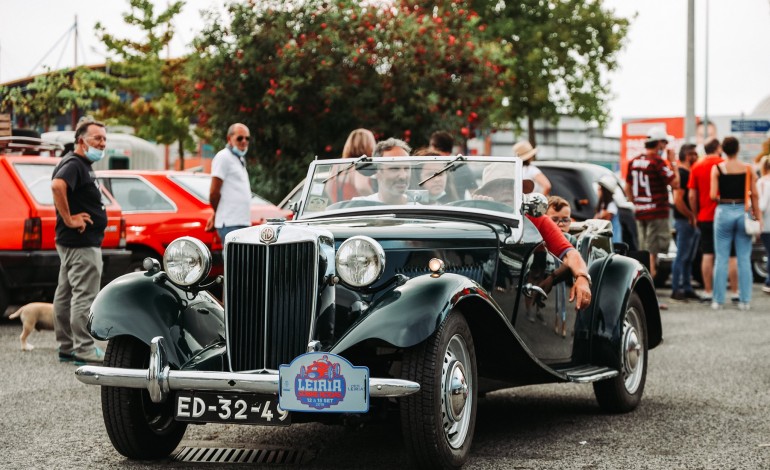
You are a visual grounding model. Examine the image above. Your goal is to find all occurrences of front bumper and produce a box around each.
[75,336,420,404]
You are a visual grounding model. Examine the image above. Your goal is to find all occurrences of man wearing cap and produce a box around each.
[625,126,680,279]
[514,140,551,195]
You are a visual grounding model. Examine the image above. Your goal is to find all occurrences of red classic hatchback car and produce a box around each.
[96,170,290,274]
[0,151,130,316]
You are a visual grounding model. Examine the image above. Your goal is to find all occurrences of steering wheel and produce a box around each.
[325,199,386,210]
[445,199,514,212]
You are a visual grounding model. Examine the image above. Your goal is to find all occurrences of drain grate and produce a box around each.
[174,446,312,465]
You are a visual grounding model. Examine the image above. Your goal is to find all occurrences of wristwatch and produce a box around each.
[575,273,592,287]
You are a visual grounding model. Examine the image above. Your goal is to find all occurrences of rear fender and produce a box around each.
[88,272,225,368]
[591,254,661,369]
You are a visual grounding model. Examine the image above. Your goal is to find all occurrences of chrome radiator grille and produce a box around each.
[225,241,317,371]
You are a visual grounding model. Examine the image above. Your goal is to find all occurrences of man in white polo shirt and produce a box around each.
[206,123,252,240]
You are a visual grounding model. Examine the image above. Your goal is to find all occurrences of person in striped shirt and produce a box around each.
[625,126,680,279]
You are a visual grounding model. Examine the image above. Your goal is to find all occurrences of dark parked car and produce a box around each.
[752,245,768,282]
[536,161,682,287]
[76,156,661,468]
[536,161,638,251]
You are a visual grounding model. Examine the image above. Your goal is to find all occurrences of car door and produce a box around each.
[511,243,577,365]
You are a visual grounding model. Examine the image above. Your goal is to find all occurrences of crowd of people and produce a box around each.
[626,126,770,311]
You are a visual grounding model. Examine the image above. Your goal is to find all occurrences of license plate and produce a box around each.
[175,391,290,425]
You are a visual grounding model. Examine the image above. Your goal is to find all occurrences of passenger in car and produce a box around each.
[327,128,377,202]
[475,163,592,310]
[415,157,459,204]
[547,196,575,337]
[429,131,478,197]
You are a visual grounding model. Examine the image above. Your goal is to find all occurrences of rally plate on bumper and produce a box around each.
[279,352,369,413]
[175,391,290,425]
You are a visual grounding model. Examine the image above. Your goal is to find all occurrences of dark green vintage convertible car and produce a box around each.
[76,156,661,469]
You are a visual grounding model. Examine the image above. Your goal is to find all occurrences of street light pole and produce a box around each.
[703,0,710,134]
[685,0,696,142]
[71,15,79,131]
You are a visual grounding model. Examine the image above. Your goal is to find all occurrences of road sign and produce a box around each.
[730,120,770,133]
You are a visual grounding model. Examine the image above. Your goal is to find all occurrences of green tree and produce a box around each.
[94,0,195,167]
[189,0,509,201]
[0,67,115,131]
[471,0,629,144]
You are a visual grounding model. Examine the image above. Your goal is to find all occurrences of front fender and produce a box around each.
[89,272,225,368]
[591,254,661,368]
[330,273,493,354]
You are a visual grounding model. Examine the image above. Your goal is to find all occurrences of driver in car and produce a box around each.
[352,162,415,205]
[352,138,417,205]
[474,162,592,311]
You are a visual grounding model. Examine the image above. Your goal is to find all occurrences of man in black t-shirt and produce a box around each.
[51,118,108,365]
[670,144,700,301]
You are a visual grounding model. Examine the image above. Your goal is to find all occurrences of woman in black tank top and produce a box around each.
[708,137,762,310]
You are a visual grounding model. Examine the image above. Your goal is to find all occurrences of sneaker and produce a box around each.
[670,291,687,301]
[58,350,76,363]
[711,302,723,310]
[699,293,712,302]
[738,302,751,311]
[684,291,701,301]
[762,285,770,294]
[731,295,740,304]
[73,347,105,365]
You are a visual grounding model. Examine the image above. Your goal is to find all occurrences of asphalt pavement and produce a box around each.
[1,283,769,469]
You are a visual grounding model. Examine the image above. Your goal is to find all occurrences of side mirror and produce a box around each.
[522,193,548,218]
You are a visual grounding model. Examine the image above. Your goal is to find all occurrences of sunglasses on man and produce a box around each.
[236,136,250,142]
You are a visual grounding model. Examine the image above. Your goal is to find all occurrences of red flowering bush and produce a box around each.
[189,0,508,200]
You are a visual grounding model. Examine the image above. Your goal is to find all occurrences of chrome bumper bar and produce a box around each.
[75,336,420,404]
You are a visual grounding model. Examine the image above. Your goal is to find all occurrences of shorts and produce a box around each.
[699,222,714,254]
[636,218,671,257]
[698,221,736,256]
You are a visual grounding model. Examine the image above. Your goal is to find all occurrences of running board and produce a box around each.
[555,365,619,383]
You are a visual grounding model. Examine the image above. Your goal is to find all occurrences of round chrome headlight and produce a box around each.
[163,237,211,286]
[336,236,385,287]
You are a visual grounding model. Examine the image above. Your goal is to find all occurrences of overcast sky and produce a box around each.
[2,0,769,137]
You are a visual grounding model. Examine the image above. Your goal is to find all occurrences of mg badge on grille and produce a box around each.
[260,226,277,244]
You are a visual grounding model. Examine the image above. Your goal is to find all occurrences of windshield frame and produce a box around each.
[294,155,524,229]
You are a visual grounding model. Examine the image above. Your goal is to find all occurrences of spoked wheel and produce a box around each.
[593,292,648,413]
[400,311,477,469]
[753,254,768,283]
[101,336,187,459]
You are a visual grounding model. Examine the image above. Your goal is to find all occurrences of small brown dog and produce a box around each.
[8,302,55,351]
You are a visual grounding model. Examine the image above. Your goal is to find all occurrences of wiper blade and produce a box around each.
[418,155,466,186]
[322,155,371,183]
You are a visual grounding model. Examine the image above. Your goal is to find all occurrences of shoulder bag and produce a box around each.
[744,169,761,236]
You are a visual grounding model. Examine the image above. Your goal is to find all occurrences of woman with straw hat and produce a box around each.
[514,140,551,195]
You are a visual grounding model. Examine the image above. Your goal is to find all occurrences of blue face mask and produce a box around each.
[229,145,247,158]
[85,146,105,162]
